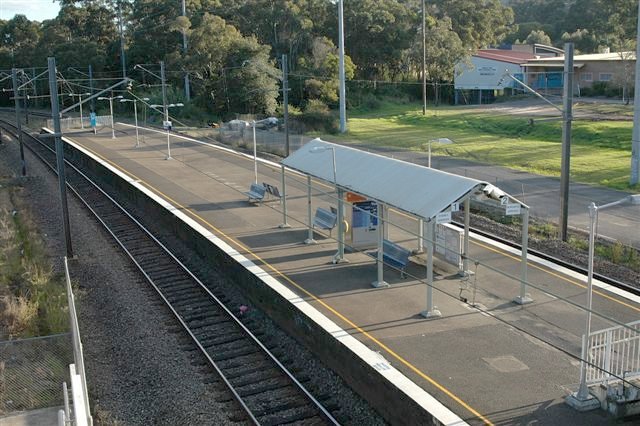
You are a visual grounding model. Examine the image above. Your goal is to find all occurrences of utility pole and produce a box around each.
[181,0,190,101]
[160,60,172,160]
[11,68,26,176]
[89,64,95,112]
[559,43,574,241]
[421,0,427,116]
[630,0,640,185]
[160,61,168,125]
[48,57,74,258]
[118,2,126,78]
[282,54,290,156]
[338,0,347,133]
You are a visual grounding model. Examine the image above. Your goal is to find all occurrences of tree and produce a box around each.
[525,29,552,46]
[0,15,41,68]
[343,0,416,80]
[433,0,515,49]
[183,13,280,115]
[298,36,355,106]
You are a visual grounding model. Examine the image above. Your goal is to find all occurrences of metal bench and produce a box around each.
[245,183,266,203]
[313,207,338,237]
[262,182,281,201]
[371,239,411,278]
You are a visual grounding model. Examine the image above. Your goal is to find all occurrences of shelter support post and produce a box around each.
[462,196,471,276]
[304,175,316,244]
[278,165,291,228]
[514,206,533,304]
[415,218,424,254]
[383,204,389,239]
[421,219,441,318]
[333,188,348,263]
[372,202,389,288]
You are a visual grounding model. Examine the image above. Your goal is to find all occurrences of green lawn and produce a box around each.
[324,101,637,191]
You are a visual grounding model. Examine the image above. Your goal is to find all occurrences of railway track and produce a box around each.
[0,120,340,425]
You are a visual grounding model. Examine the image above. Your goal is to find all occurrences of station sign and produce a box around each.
[436,211,452,224]
[505,203,522,216]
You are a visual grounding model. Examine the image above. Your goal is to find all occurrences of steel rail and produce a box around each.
[0,119,340,426]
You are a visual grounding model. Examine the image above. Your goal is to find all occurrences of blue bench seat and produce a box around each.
[245,183,266,203]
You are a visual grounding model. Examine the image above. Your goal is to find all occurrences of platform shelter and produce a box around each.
[282,138,532,317]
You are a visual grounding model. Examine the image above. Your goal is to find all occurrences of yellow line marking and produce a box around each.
[71,140,494,425]
[472,240,640,313]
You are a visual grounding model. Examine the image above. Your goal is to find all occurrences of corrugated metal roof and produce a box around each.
[282,139,503,220]
[475,49,538,64]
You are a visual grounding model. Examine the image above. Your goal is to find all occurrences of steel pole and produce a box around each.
[181,0,190,101]
[48,57,73,258]
[514,207,532,304]
[630,0,640,185]
[160,61,172,160]
[88,64,95,113]
[79,95,84,129]
[338,0,347,133]
[278,165,290,228]
[252,121,257,183]
[282,54,290,156]
[421,219,441,318]
[421,0,426,116]
[118,4,126,78]
[304,175,316,244]
[12,68,26,176]
[559,43,574,241]
[109,98,115,139]
[463,197,470,275]
[133,100,139,147]
[577,203,597,400]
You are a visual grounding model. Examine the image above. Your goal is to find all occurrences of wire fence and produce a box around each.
[216,124,313,157]
[0,333,72,415]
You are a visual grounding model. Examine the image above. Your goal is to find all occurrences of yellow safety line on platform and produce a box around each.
[74,142,494,426]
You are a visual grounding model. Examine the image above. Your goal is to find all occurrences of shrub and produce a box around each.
[298,100,339,133]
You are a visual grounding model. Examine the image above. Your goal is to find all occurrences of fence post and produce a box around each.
[604,330,613,385]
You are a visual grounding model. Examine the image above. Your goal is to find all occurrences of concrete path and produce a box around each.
[0,407,61,426]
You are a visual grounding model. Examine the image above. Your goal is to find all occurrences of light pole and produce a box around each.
[426,137,454,168]
[67,92,90,128]
[120,98,148,147]
[569,194,640,410]
[251,117,278,183]
[98,95,123,138]
[310,145,346,263]
[338,0,347,133]
[151,103,184,160]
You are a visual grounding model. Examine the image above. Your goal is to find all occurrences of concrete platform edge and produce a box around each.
[51,129,469,426]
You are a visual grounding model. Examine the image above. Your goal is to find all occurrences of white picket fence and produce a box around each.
[58,257,92,426]
[586,319,640,386]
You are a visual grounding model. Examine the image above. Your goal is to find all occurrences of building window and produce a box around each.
[599,73,613,82]
[581,73,593,82]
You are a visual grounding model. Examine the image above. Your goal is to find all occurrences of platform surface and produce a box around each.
[56,124,640,425]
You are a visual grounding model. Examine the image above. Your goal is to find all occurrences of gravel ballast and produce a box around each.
[0,133,386,425]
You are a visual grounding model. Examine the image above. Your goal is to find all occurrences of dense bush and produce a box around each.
[297,99,339,134]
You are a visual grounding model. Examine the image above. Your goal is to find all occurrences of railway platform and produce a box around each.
[45,123,640,425]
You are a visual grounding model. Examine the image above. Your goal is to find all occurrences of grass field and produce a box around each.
[325,101,637,191]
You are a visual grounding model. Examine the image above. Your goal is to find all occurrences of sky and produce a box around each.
[0,0,61,22]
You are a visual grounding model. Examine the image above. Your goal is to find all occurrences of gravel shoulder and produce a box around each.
[0,133,386,425]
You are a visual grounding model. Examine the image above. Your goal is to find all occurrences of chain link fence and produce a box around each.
[0,333,72,415]
[216,123,313,157]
